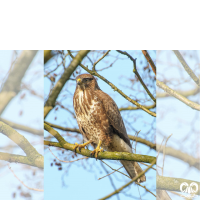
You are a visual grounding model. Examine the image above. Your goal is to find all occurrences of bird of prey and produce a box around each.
[73,73,146,183]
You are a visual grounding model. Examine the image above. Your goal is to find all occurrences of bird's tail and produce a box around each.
[120,160,146,183]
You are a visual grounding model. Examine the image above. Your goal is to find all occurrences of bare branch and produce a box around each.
[157,176,200,195]
[0,121,43,168]
[8,164,43,192]
[142,50,156,75]
[0,117,43,136]
[92,50,110,71]
[157,80,200,110]
[157,87,199,98]
[173,50,200,87]
[119,104,156,111]
[157,144,200,170]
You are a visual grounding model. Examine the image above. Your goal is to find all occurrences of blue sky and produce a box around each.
[44,50,156,200]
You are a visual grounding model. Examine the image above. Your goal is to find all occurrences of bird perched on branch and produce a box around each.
[73,73,146,183]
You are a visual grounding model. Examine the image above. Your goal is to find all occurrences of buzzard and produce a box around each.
[73,73,146,183]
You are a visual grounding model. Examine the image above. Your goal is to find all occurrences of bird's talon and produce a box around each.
[91,147,103,159]
[73,141,92,152]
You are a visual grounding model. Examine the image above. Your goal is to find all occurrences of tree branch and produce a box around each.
[44,50,53,64]
[157,144,200,170]
[157,176,200,195]
[119,104,156,111]
[157,80,200,111]
[0,121,43,168]
[157,87,199,98]
[142,50,156,75]
[44,123,156,163]
[0,117,43,136]
[173,50,200,87]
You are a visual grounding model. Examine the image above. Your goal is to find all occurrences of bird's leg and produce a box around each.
[73,140,92,152]
[91,140,103,159]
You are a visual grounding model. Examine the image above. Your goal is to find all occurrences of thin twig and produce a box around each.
[48,147,88,163]
[8,164,43,192]
[101,160,130,178]
[162,134,172,176]
[136,182,156,197]
[93,50,110,71]
[98,166,124,180]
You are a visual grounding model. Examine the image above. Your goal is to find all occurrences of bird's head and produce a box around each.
[76,74,100,90]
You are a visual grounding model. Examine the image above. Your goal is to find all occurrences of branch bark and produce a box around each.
[142,50,156,75]
[157,87,199,98]
[157,80,200,111]
[173,50,200,87]
[157,176,200,195]
[0,121,43,168]
[0,117,43,136]
[119,104,156,111]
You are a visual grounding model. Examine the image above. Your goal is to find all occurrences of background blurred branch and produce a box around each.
[0,117,43,136]
[157,176,200,195]
[157,144,200,170]
[173,50,200,87]
[157,80,200,110]
[157,87,199,98]
[0,121,43,168]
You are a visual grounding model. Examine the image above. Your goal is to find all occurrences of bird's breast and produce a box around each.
[74,90,101,120]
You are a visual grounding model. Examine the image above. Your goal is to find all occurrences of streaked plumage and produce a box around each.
[73,74,146,183]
